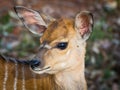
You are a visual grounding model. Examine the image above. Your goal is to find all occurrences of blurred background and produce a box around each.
[0,0,120,90]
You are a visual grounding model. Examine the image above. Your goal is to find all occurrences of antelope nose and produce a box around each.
[30,59,41,70]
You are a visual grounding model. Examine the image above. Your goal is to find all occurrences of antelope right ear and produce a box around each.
[75,11,94,41]
[14,6,55,36]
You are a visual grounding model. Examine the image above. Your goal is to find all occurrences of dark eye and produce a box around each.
[56,42,68,50]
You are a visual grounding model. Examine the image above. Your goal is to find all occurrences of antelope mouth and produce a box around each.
[30,66,51,74]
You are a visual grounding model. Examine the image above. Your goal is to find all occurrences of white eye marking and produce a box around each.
[44,44,52,49]
[40,44,52,49]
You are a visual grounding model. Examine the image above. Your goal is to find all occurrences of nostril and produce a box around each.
[30,60,41,69]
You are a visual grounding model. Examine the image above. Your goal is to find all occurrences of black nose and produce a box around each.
[30,59,41,69]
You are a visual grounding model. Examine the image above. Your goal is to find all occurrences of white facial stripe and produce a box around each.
[3,61,8,90]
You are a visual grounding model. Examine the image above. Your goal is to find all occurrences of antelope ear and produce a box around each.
[14,6,48,36]
[75,11,93,41]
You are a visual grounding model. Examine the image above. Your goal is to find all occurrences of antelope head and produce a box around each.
[14,6,93,76]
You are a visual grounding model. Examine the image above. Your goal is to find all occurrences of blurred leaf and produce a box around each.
[103,69,113,79]
[0,14,10,24]
[90,19,112,41]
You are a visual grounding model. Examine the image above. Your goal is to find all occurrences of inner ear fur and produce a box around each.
[75,11,93,40]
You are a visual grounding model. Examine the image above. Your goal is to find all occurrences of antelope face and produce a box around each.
[15,6,93,74]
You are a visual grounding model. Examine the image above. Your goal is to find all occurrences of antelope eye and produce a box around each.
[56,42,68,50]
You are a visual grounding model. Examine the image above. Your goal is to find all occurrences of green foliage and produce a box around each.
[0,14,10,24]
[89,18,112,41]
[103,69,112,79]
[0,14,14,35]
[14,33,40,57]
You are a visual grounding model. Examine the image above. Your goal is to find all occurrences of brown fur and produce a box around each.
[41,18,75,43]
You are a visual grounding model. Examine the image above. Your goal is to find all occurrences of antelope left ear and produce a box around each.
[75,11,93,41]
[14,6,55,36]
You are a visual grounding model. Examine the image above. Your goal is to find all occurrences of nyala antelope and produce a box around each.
[0,6,93,90]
